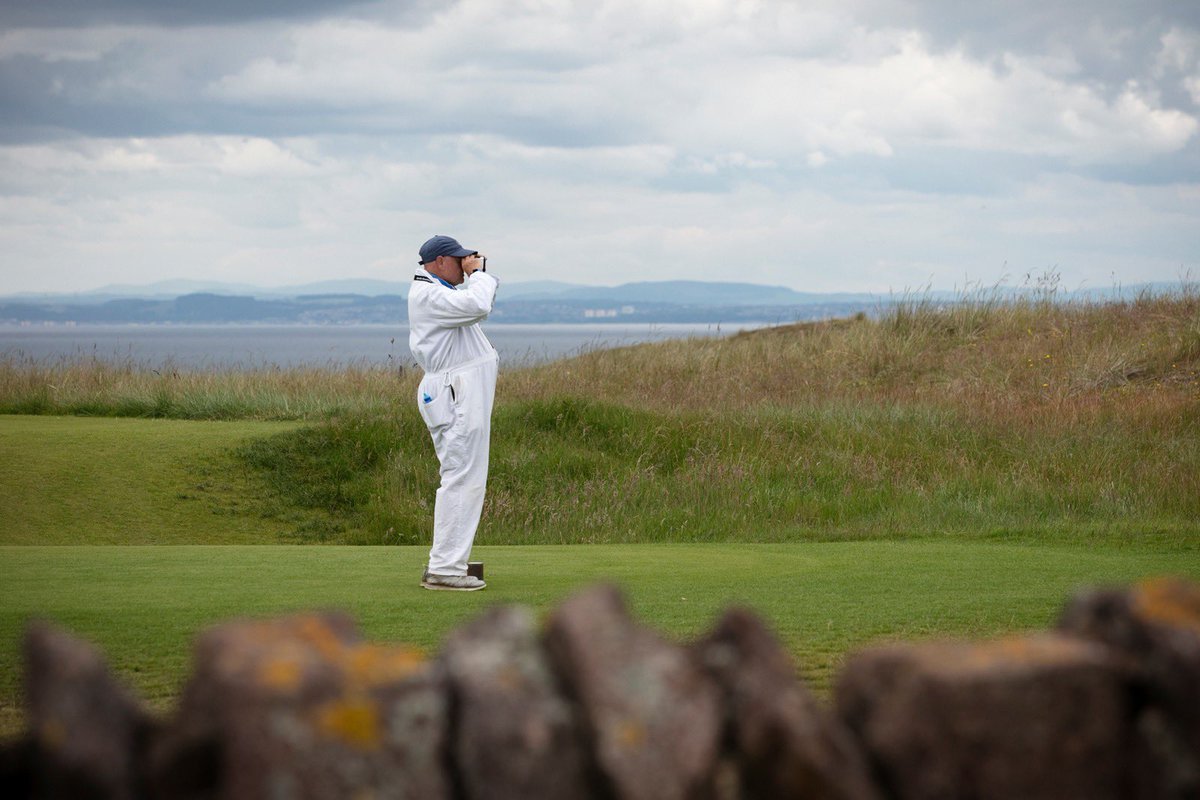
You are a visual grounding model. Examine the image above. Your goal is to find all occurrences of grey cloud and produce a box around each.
[0,47,245,142]
[0,11,647,146]
[0,0,1197,296]
[871,0,1200,102]
[1082,140,1200,185]
[0,0,387,28]
[873,0,1200,55]
[4,0,1198,160]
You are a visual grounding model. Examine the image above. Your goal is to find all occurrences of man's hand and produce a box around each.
[463,254,485,275]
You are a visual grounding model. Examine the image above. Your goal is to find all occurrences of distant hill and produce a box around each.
[0,291,870,326]
[9,277,862,304]
[0,279,1188,325]
[87,279,266,297]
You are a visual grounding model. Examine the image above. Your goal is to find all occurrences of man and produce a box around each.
[409,235,499,591]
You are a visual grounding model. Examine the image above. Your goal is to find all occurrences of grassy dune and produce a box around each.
[2,291,1198,546]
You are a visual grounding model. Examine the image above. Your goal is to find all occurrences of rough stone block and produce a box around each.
[150,612,450,800]
[23,621,152,800]
[441,605,596,800]
[544,584,722,800]
[24,623,157,800]
[1059,577,1200,798]
[836,634,1134,800]
[695,608,882,800]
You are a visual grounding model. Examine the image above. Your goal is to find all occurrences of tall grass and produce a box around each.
[3,289,1197,545]
[0,356,417,420]
[5,287,1196,421]
[501,285,1200,417]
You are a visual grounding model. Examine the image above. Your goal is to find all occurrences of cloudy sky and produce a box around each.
[1,0,1198,294]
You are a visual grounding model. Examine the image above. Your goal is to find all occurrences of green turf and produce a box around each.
[0,415,307,545]
[3,542,1197,736]
[5,405,1197,548]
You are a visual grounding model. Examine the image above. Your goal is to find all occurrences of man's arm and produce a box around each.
[416,271,499,328]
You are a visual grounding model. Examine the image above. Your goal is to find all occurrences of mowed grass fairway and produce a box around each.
[0,415,302,545]
[3,542,1197,736]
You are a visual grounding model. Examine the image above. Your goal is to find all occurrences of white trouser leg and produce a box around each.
[418,356,498,576]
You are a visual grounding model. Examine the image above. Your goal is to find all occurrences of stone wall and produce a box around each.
[2,577,1198,799]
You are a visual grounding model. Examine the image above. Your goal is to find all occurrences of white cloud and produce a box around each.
[0,136,325,180]
[4,128,1194,295]
[197,6,1199,167]
[1156,27,1200,106]
[213,137,321,177]
[1156,26,1199,76]
[680,33,1197,164]
[1187,76,1200,105]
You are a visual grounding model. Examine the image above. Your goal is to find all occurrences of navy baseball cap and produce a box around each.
[418,235,477,264]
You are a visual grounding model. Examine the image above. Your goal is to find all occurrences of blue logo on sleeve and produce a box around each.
[423,393,433,404]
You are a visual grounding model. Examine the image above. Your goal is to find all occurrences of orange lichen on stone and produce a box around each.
[615,719,646,749]
[259,655,304,692]
[298,616,352,661]
[343,643,426,687]
[1134,577,1200,633]
[204,614,427,703]
[315,696,382,750]
[924,635,1095,675]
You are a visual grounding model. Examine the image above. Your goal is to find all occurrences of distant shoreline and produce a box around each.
[0,321,775,369]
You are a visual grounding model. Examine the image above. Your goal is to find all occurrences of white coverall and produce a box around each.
[408,267,500,576]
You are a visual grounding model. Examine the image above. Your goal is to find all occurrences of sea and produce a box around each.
[0,322,770,370]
